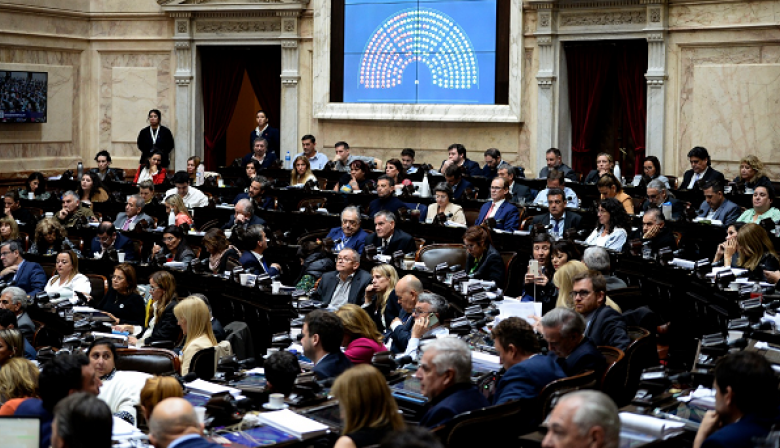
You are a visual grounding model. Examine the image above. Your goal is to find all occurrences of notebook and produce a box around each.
[256,409,329,440]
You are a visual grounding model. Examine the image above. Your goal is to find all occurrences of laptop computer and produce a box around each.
[0,416,41,448]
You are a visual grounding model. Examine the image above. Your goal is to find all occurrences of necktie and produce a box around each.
[553,218,560,236]
[486,203,496,220]
[382,239,388,253]
[122,216,132,231]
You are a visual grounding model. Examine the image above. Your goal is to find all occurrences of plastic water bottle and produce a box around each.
[421,175,431,198]
[751,283,764,302]
[613,161,621,183]
[662,201,672,220]
[77,162,83,180]
[284,151,291,169]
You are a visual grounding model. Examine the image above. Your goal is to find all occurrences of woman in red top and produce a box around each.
[133,150,167,185]
[335,304,386,365]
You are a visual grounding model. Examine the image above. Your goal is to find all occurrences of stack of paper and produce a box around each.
[619,413,685,440]
[257,409,329,440]
[471,350,501,372]
[185,379,242,398]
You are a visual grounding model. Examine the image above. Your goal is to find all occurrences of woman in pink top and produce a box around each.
[335,304,387,364]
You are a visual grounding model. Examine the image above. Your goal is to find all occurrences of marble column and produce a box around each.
[644,4,667,164]
[172,13,193,172]
[278,12,301,160]
[535,27,557,174]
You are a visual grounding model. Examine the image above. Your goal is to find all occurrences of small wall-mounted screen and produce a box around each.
[0,71,48,123]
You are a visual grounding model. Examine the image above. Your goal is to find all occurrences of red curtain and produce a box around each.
[616,43,647,176]
[566,46,613,174]
[245,46,282,130]
[200,49,246,170]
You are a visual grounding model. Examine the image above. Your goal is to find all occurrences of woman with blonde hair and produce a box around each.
[114,270,181,347]
[0,329,25,367]
[174,296,231,376]
[0,215,21,246]
[734,155,772,192]
[724,223,780,283]
[335,304,386,365]
[290,155,318,187]
[28,218,81,257]
[363,264,399,333]
[139,376,183,422]
[164,194,193,226]
[553,261,621,312]
[44,250,91,297]
[584,152,616,184]
[596,173,634,215]
[0,357,39,415]
[187,155,205,186]
[331,364,405,448]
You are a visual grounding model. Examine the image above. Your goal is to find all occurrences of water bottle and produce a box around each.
[751,282,764,302]
[77,162,83,180]
[613,161,621,183]
[285,151,291,169]
[662,201,672,220]
[196,170,202,186]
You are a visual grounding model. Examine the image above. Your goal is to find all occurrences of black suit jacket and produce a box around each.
[221,213,266,230]
[364,228,417,255]
[389,310,413,353]
[313,351,353,380]
[680,167,725,190]
[142,299,182,346]
[532,212,583,234]
[510,182,533,204]
[91,233,137,261]
[310,269,372,306]
[465,245,504,286]
[549,337,606,378]
[583,305,630,351]
[136,125,175,168]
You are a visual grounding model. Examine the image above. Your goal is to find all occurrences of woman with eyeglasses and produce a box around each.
[639,156,671,191]
[151,225,195,264]
[28,218,81,257]
[584,198,630,252]
[44,250,91,298]
[89,263,145,326]
[425,182,466,225]
[113,271,181,347]
[335,160,371,192]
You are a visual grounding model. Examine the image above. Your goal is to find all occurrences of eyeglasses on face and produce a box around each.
[569,290,593,299]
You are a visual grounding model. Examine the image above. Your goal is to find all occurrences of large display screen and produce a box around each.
[343,0,497,105]
[0,71,48,123]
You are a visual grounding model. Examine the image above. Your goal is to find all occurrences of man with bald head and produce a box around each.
[388,275,423,353]
[149,397,221,448]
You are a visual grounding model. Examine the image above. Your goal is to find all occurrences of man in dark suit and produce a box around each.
[149,397,224,448]
[387,275,423,353]
[444,164,473,201]
[241,137,278,168]
[697,180,740,226]
[481,148,511,180]
[310,248,372,307]
[247,110,280,155]
[114,194,153,232]
[532,188,582,239]
[0,240,46,296]
[538,148,578,182]
[238,225,281,278]
[0,286,35,343]
[417,338,490,428]
[302,310,353,381]
[642,178,686,220]
[475,178,520,231]
[632,208,677,255]
[364,211,417,255]
[438,143,482,177]
[693,352,780,448]
[498,164,533,204]
[572,271,630,351]
[3,190,37,228]
[222,199,265,230]
[326,206,368,254]
[90,222,137,261]
[491,317,567,406]
[368,176,408,218]
[541,308,607,378]
[680,146,725,190]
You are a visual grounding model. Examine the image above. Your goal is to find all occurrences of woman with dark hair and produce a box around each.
[90,150,124,183]
[136,109,174,168]
[290,156,318,187]
[77,172,110,205]
[238,159,262,191]
[550,239,581,272]
[584,152,615,184]
[425,182,466,225]
[28,218,81,257]
[523,232,556,312]
[464,225,504,285]
[335,160,371,192]
[44,250,91,297]
[737,185,780,224]
[714,222,744,266]
[19,172,51,201]
[723,223,780,282]
[201,228,240,274]
[385,158,406,191]
[151,225,195,264]
[187,156,205,186]
[133,150,167,185]
[295,240,335,291]
[597,173,634,215]
[89,263,145,326]
[640,155,671,191]
[584,198,630,251]
[88,338,151,425]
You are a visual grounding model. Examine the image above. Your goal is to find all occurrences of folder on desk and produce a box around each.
[619,412,685,440]
[256,409,329,440]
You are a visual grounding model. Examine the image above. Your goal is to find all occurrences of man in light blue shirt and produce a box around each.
[533,169,580,208]
[295,134,329,170]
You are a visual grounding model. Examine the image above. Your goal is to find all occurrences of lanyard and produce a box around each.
[150,126,159,144]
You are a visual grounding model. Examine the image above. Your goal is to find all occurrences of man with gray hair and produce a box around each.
[0,240,47,298]
[364,210,416,255]
[388,275,424,353]
[542,390,620,448]
[310,248,372,307]
[1,285,35,342]
[642,179,685,220]
[57,191,95,228]
[222,198,265,229]
[582,246,626,291]
[114,194,153,231]
[633,207,677,255]
[541,308,606,378]
[149,397,222,448]
[404,293,449,360]
[325,206,368,253]
[415,337,489,428]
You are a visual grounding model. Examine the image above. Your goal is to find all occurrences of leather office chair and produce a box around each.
[33,320,63,349]
[598,346,627,405]
[415,244,467,271]
[296,230,329,246]
[499,251,518,294]
[115,347,180,376]
[189,346,217,380]
[297,197,327,211]
[85,273,109,302]
[464,208,481,226]
[607,286,645,312]
[623,327,660,405]
[538,370,598,419]
[19,232,30,251]
[433,399,536,448]
[23,207,44,219]
[40,263,55,278]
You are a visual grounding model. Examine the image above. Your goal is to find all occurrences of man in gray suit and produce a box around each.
[697,180,740,227]
[0,286,35,343]
[310,248,372,307]
[114,194,153,231]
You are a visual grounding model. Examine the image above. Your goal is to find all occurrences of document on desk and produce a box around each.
[619,412,685,439]
[185,379,242,398]
[257,409,329,440]
[496,299,542,326]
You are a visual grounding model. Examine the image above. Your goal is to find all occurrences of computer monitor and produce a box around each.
[0,416,41,448]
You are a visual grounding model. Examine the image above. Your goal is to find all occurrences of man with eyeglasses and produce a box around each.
[570,270,629,351]
[1,285,37,343]
[540,308,606,378]
[403,293,449,361]
[532,188,582,239]
[222,199,265,230]
[325,207,368,254]
[0,240,46,297]
[90,222,137,261]
[310,248,371,308]
[114,194,153,232]
[475,177,520,231]
[642,178,685,220]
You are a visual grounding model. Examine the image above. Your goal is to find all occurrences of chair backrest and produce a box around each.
[23,207,43,219]
[296,230,329,245]
[297,197,327,210]
[189,346,217,380]
[499,251,518,293]
[190,245,202,259]
[464,208,481,226]
[538,370,598,419]
[128,238,143,260]
[32,320,62,349]
[415,244,467,271]
[19,232,30,251]
[85,274,108,302]
[607,286,645,312]
[435,399,536,448]
[115,347,180,376]
[40,263,55,278]
[622,326,660,405]
[597,346,627,404]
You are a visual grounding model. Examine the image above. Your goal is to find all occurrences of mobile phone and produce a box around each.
[529,260,540,277]
[427,314,439,328]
